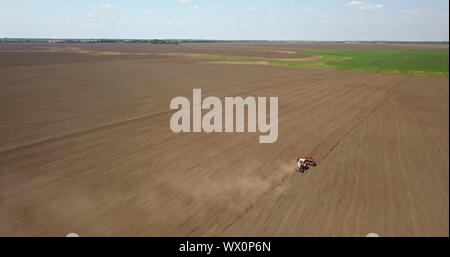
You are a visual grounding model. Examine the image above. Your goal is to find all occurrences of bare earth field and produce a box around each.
[0,43,448,236]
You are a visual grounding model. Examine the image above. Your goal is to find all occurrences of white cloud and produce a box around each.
[178,0,192,4]
[145,10,154,15]
[347,1,383,11]
[98,3,118,9]
[178,0,199,11]
[398,8,430,16]
[246,7,256,12]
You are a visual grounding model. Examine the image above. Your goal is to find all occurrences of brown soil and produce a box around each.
[0,43,448,236]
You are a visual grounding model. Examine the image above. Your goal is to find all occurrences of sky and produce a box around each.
[0,0,448,41]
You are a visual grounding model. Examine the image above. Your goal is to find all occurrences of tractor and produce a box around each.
[296,156,317,173]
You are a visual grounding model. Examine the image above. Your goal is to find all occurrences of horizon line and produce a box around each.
[1,37,449,44]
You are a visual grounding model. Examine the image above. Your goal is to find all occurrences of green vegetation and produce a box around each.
[299,49,449,76]
[193,49,449,77]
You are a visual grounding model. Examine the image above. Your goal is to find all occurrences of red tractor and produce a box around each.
[296,156,317,173]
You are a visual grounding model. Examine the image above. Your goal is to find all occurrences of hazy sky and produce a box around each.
[0,0,448,41]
